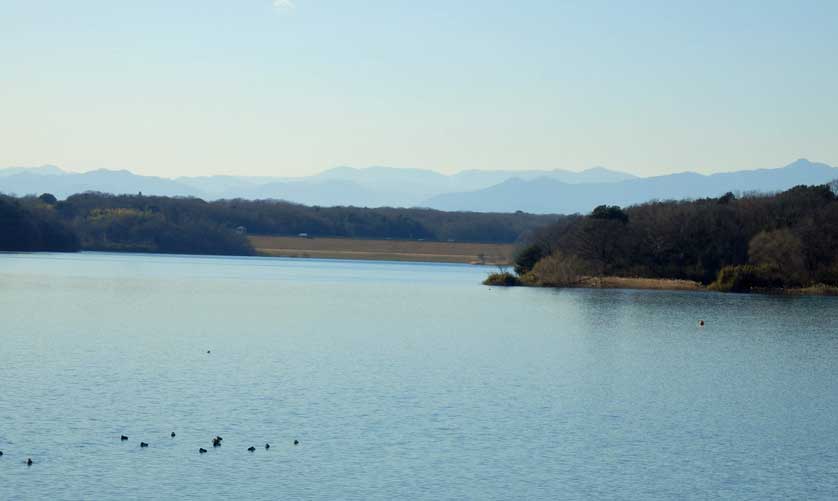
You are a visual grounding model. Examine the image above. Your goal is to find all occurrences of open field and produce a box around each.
[249,235,516,265]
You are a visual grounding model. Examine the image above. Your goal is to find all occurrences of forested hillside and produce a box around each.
[507,182,838,292]
[0,194,80,252]
[0,192,558,255]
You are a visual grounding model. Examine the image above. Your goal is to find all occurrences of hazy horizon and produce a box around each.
[1,157,833,180]
[2,1,836,178]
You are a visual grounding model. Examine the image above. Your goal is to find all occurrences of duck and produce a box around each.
[140,442,149,448]
[265,443,270,450]
[121,435,128,441]
[247,446,256,452]
[0,450,3,456]
[171,432,176,438]
[212,437,222,447]
[698,319,705,327]
[26,458,33,466]
[199,448,208,454]
[293,439,299,445]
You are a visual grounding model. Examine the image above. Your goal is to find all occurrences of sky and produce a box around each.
[1,0,836,178]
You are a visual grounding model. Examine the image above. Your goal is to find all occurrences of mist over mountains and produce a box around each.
[1,159,836,214]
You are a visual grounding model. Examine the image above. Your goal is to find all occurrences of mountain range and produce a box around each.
[1,159,836,214]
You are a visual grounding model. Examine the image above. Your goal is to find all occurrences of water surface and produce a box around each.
[1,252,837,499]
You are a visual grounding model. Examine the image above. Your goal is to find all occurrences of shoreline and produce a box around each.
[485,274,838,296]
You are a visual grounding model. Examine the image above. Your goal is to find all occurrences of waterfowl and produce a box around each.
[207,350,211,354]
[140,442,149,448]
[26,458,33,466]
[0,450,3,456]
[212,437,222,447]
[171,432,176,438]
[247,446,256,452]
[265,443,270,450]
[199,448,208,454]
[293,440,299,445]
[121,435,128,441]
[698,320,705,327]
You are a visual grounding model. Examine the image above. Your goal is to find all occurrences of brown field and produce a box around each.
[249,235,515,265]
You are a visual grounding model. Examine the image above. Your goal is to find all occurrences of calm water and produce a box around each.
[1,252,837,500]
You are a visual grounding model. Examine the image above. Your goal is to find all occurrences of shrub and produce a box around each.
[483,272,521,286]
[530,251,593,287]
[513,243,544,275]
[709,264,784,293]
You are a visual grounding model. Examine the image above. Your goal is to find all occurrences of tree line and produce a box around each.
[507,182,838,292]
[0,192,558,254]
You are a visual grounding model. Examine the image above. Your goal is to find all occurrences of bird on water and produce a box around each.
[294,440,299,445]
[140,442,149,448]
[265,443,270,450]
[199,448,208,454]
[171,432,176,438]
[26,458,33,466]
[247,446,256,452]
[121,435,128,441]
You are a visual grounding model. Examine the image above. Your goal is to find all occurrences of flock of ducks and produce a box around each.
[3,350,302,467]
[122,432,300,455]
[0,432,300,466]
[2,433,300,467]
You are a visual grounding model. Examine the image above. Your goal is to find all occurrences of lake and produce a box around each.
[1,252,837,500]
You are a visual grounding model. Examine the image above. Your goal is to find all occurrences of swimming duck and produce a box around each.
[0,450,3,456]
[140,442,149,448]
[212,437,222,447]
[247,446,256,452]
[293,439,299,445]
[121,435,128,441]
[265,443,270,450]
[199,448,208,454]
[171,432,176,438]
[26,458,33,466]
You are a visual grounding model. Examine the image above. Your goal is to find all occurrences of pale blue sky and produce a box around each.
[1,1,836,177]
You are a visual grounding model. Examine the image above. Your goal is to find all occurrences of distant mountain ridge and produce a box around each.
[1,159,836,214]
[424,159,838,213]
[0,164,636,207]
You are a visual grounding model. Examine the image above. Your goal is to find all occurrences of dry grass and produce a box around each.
[577,276,706,291]
[249,235,515,265]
